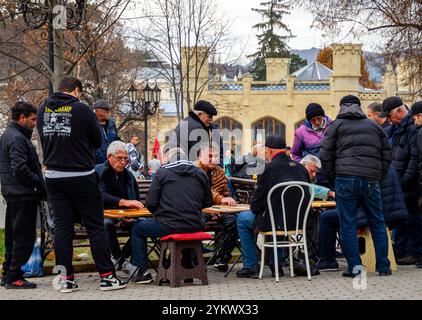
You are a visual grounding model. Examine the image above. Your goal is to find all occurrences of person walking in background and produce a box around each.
[321,95,392,277]
[93,100,120,165]
[127,135,144,180]
[37,76,126,293]
[148,154,161,179]
[0,102,46,289]
[292,103,332,187]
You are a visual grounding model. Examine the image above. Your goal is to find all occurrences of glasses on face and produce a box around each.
[112,155,129,162]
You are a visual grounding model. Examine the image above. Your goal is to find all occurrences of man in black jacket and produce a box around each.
[0,102,46,289]
[171,100,223,165]
[236,135,310,278]
[321,95,392,277]
[130,146,213,284]
[380,96,422,266]
[96,141,144,272]
[37,76,126,293]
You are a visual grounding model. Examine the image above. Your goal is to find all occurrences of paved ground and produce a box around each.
[2,260,422,300]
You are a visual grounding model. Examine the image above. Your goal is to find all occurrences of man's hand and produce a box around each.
[119,199,144,209]
[221,197,237,207]
[328,191,335,199]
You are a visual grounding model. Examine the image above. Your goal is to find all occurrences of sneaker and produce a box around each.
[397,256,418,265]
[5,279,37,289]
[213,258,229,272]
[132,270,154,284]
[236,267,258,278]
[416,263,422,269]
[60,279,79,293]
[342,270,361,278]
[379,270,392,276]
[315,259,339,272]
[269,264,284,278]
[100,274,127,291]
[0,277,6,287]
[184,278,194,283]
[122,261,138,277]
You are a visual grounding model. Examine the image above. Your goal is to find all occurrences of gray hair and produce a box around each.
[300,155,322,169]
[107,141,128,157]
[367,102,382,113]
[198,142,220,156]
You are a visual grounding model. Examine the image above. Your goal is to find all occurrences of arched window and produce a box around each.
[252,117,285,143]
[215,117,243,159]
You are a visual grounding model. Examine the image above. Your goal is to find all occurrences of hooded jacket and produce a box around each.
[145,156,213,233]
[95,118,120,165]
[0,122,46,202]
[37,93,102,172]
[320,103,392,185]
[388,113,419,200]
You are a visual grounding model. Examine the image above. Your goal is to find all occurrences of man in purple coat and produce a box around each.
[291,103,332,187]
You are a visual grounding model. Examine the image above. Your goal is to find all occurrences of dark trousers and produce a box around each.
[46,173,114,276]
[3,201,38,283]
[104,218,132,261]
[318,209,340,261]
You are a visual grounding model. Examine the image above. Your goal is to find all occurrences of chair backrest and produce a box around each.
[138,179,153,202]
[266,181,315,237]
[230,177,257,204]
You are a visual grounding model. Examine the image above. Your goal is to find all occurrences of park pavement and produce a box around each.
[1,260,422,300]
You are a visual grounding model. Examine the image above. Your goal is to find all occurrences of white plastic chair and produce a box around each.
[258,181,315,282]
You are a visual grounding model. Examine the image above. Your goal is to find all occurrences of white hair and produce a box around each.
[300,155,322,169]
[107,141,128,157]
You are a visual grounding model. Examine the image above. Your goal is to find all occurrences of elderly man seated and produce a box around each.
[96,141,144,273]
[300,155,335,200]
[130,146,213,284]
[236,135,311,278]
[196,143,238,272]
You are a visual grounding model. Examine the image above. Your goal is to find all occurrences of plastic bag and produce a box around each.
[21,238,44,278]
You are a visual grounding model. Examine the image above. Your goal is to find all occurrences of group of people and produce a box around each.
[1,74,422,293]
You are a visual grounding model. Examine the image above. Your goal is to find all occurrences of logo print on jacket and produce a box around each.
[43,106,73,136]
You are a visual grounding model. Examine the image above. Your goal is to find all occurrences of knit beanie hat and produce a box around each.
[306,103,325,121]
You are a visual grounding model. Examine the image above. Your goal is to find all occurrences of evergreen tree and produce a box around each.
[249,0,294,80]
[290,53,307,73]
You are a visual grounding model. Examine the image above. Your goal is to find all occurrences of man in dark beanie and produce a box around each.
[171,100,223,164]
[236,134,310,279]
[386,97,422,267]
[292,103,332,187]
[320,95,393,277]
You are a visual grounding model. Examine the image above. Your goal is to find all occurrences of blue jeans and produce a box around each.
[318,209,340,262]
[236,211,284,269]
[131,219,171,273]
[335,176,390,273]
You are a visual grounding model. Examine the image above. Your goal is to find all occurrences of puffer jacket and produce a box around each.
[417,126,422,195]
[388,113,419,200]
[95,118,120,164]
[320,103,392,185]
[0,122,46,202]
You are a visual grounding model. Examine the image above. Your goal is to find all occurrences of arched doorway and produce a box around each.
[252,117,286,143]
[215,117,243,159]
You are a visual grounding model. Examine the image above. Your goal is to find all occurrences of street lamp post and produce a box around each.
[17,0,86,95]
[128,83,161,178]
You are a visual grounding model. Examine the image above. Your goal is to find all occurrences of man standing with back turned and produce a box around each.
[37,76,126,293]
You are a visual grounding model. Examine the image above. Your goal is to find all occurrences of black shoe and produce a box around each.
[397,256,418,265]
[5,279,37,289]
[315,259,339,272]
[184,278,194,283]
[100,274,127,291]
[213,258,229,272]
[0,278,6,287]
[236,267,258,278]
[342,271,361,278]
[379,270,392,276]
[132,270,154,284]
[60,279,79,293]
[269,265,284,277]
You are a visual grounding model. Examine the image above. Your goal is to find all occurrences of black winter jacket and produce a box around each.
[251,152,311,232]
[320,104,392,185]
[145,156,213,233]
[171,112,223,164]
[0,122,46,202]
[417,126,422,195]
[37,93,102,172]
[387,113,419,199]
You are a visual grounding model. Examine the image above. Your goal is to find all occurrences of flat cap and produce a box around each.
[265,134,286,150]
[380,96,403,117]
[194,100,217,116]
[410,101,422,116]
[93,100,111,110]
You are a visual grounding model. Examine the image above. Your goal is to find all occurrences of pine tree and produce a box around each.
[249,0,293,80]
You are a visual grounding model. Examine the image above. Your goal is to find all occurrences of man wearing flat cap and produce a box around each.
[381,97,422,266]
[171,100,223,164]
[235,134,310,279]
[320,95,392,277]
[93,100,120,164]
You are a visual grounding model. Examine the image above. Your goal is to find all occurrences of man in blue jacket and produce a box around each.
[93,100,120,164]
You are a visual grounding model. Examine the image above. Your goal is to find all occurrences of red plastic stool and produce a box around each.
[156,232,212,287]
